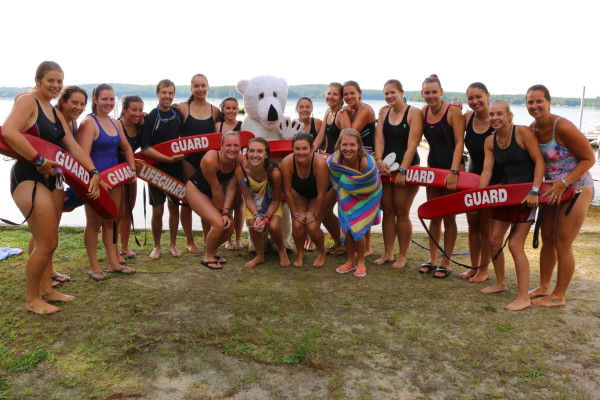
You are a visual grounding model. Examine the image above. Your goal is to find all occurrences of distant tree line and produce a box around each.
[2,84,599,107]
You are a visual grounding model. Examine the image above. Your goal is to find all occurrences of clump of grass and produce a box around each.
[4,350,50,373]
[282,329,317,364]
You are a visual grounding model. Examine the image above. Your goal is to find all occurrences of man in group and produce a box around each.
[139,79,185,259]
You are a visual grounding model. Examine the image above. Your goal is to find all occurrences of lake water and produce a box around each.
[1,97,599,231]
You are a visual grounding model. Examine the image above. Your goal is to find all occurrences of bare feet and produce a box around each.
[293,252,304,267]
[244,256,264,268]
[169,247,182,257]
[364,248,373,257]
[149,247,161,260]
[373,255,393,265]
[391,256,407,269]
[279,251,290,267]
[187,243,201,253]
[504,297,532,311]
[313,251,326,267]
[26,298,60,315]
[533,294,566,308]
[42,291,76,303]
[528,287,551,298]
[234,240,246,250]
[481,283,508,294]
[469,270,489,284]
[460,269,477,280]
[225,241,235,250]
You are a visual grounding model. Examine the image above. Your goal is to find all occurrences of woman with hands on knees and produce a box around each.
[235,138,290,268]
[76,84,137,281]
[374,79,423,269]
[2,61,101,314]
[418,74,465,279]
[216,96,245,251]
[526,84,595,308]
[185,131,241,270]
[281,132,334,267]
[479,100,545,311]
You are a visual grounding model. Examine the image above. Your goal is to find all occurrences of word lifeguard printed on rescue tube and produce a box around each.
[406,169,435,184]
[136,163,186,199]
[171,137,210,154]
[55,151,90,184]
[104,165,135,188]
[464,188,508,207]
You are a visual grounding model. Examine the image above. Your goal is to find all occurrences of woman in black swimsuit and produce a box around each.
[2,61,101,314]
[461,82,497,283]
[281,133,335,267]
[179,73,221,254]
[374,79,423,269]
[116,95,144,260]
[293,96,323,251]
[185,131,242,269]
[313,83,350,154]
[418,74,465,279]
[215,96,245,250]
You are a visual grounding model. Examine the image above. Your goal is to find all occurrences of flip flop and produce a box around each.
[201,260,223,270]
[119,250,137,258]
[389,162,399,172]
[87,271,108,281]
[432,266,452,279]
[418,262,436,274]
[107,267,136,275]
[215,254,227,264]
[51,273,71,283]
[382,152,396,166]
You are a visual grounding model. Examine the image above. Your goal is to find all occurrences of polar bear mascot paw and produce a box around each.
[279,117,305,140]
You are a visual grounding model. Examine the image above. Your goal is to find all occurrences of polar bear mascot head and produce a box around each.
[237,75,303,141]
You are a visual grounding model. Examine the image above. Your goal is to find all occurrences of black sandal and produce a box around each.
[201,260,223,270]
[418,262,436,274]
[432,266,452,279]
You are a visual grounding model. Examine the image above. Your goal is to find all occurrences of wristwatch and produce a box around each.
[33,155,45,169]
[398,167,407,176]
[529,186,541,196]
[450,169,459,175]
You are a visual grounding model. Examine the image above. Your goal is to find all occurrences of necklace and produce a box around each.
[496,124,512,149]
[431,101,444,116]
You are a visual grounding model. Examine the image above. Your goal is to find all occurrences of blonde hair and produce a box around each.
[490,99,514,123]
[334,128,364,157]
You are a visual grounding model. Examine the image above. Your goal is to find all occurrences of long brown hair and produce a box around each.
[246,137,278,188]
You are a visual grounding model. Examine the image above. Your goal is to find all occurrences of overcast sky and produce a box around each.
[3,0,597,98]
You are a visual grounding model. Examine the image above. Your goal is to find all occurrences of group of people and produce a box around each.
[2,61,594,315]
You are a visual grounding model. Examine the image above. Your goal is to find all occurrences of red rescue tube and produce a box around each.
[100,163,136,189]
[0,128,117,218]
[381,166,480,190]
[418,182,575,220]
[135,131,255,165]
[135,159,187,202]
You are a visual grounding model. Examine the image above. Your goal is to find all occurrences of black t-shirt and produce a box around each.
[140,107,184,179]
[140,107,184,150]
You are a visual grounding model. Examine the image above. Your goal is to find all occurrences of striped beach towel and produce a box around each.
[328,151,382,243]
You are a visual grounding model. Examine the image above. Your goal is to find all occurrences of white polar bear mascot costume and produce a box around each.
[237,75,303,250]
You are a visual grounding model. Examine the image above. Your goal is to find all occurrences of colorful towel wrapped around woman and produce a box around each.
[328,150,382,243]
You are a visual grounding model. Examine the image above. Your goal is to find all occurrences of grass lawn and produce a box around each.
[1,207,599,399]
